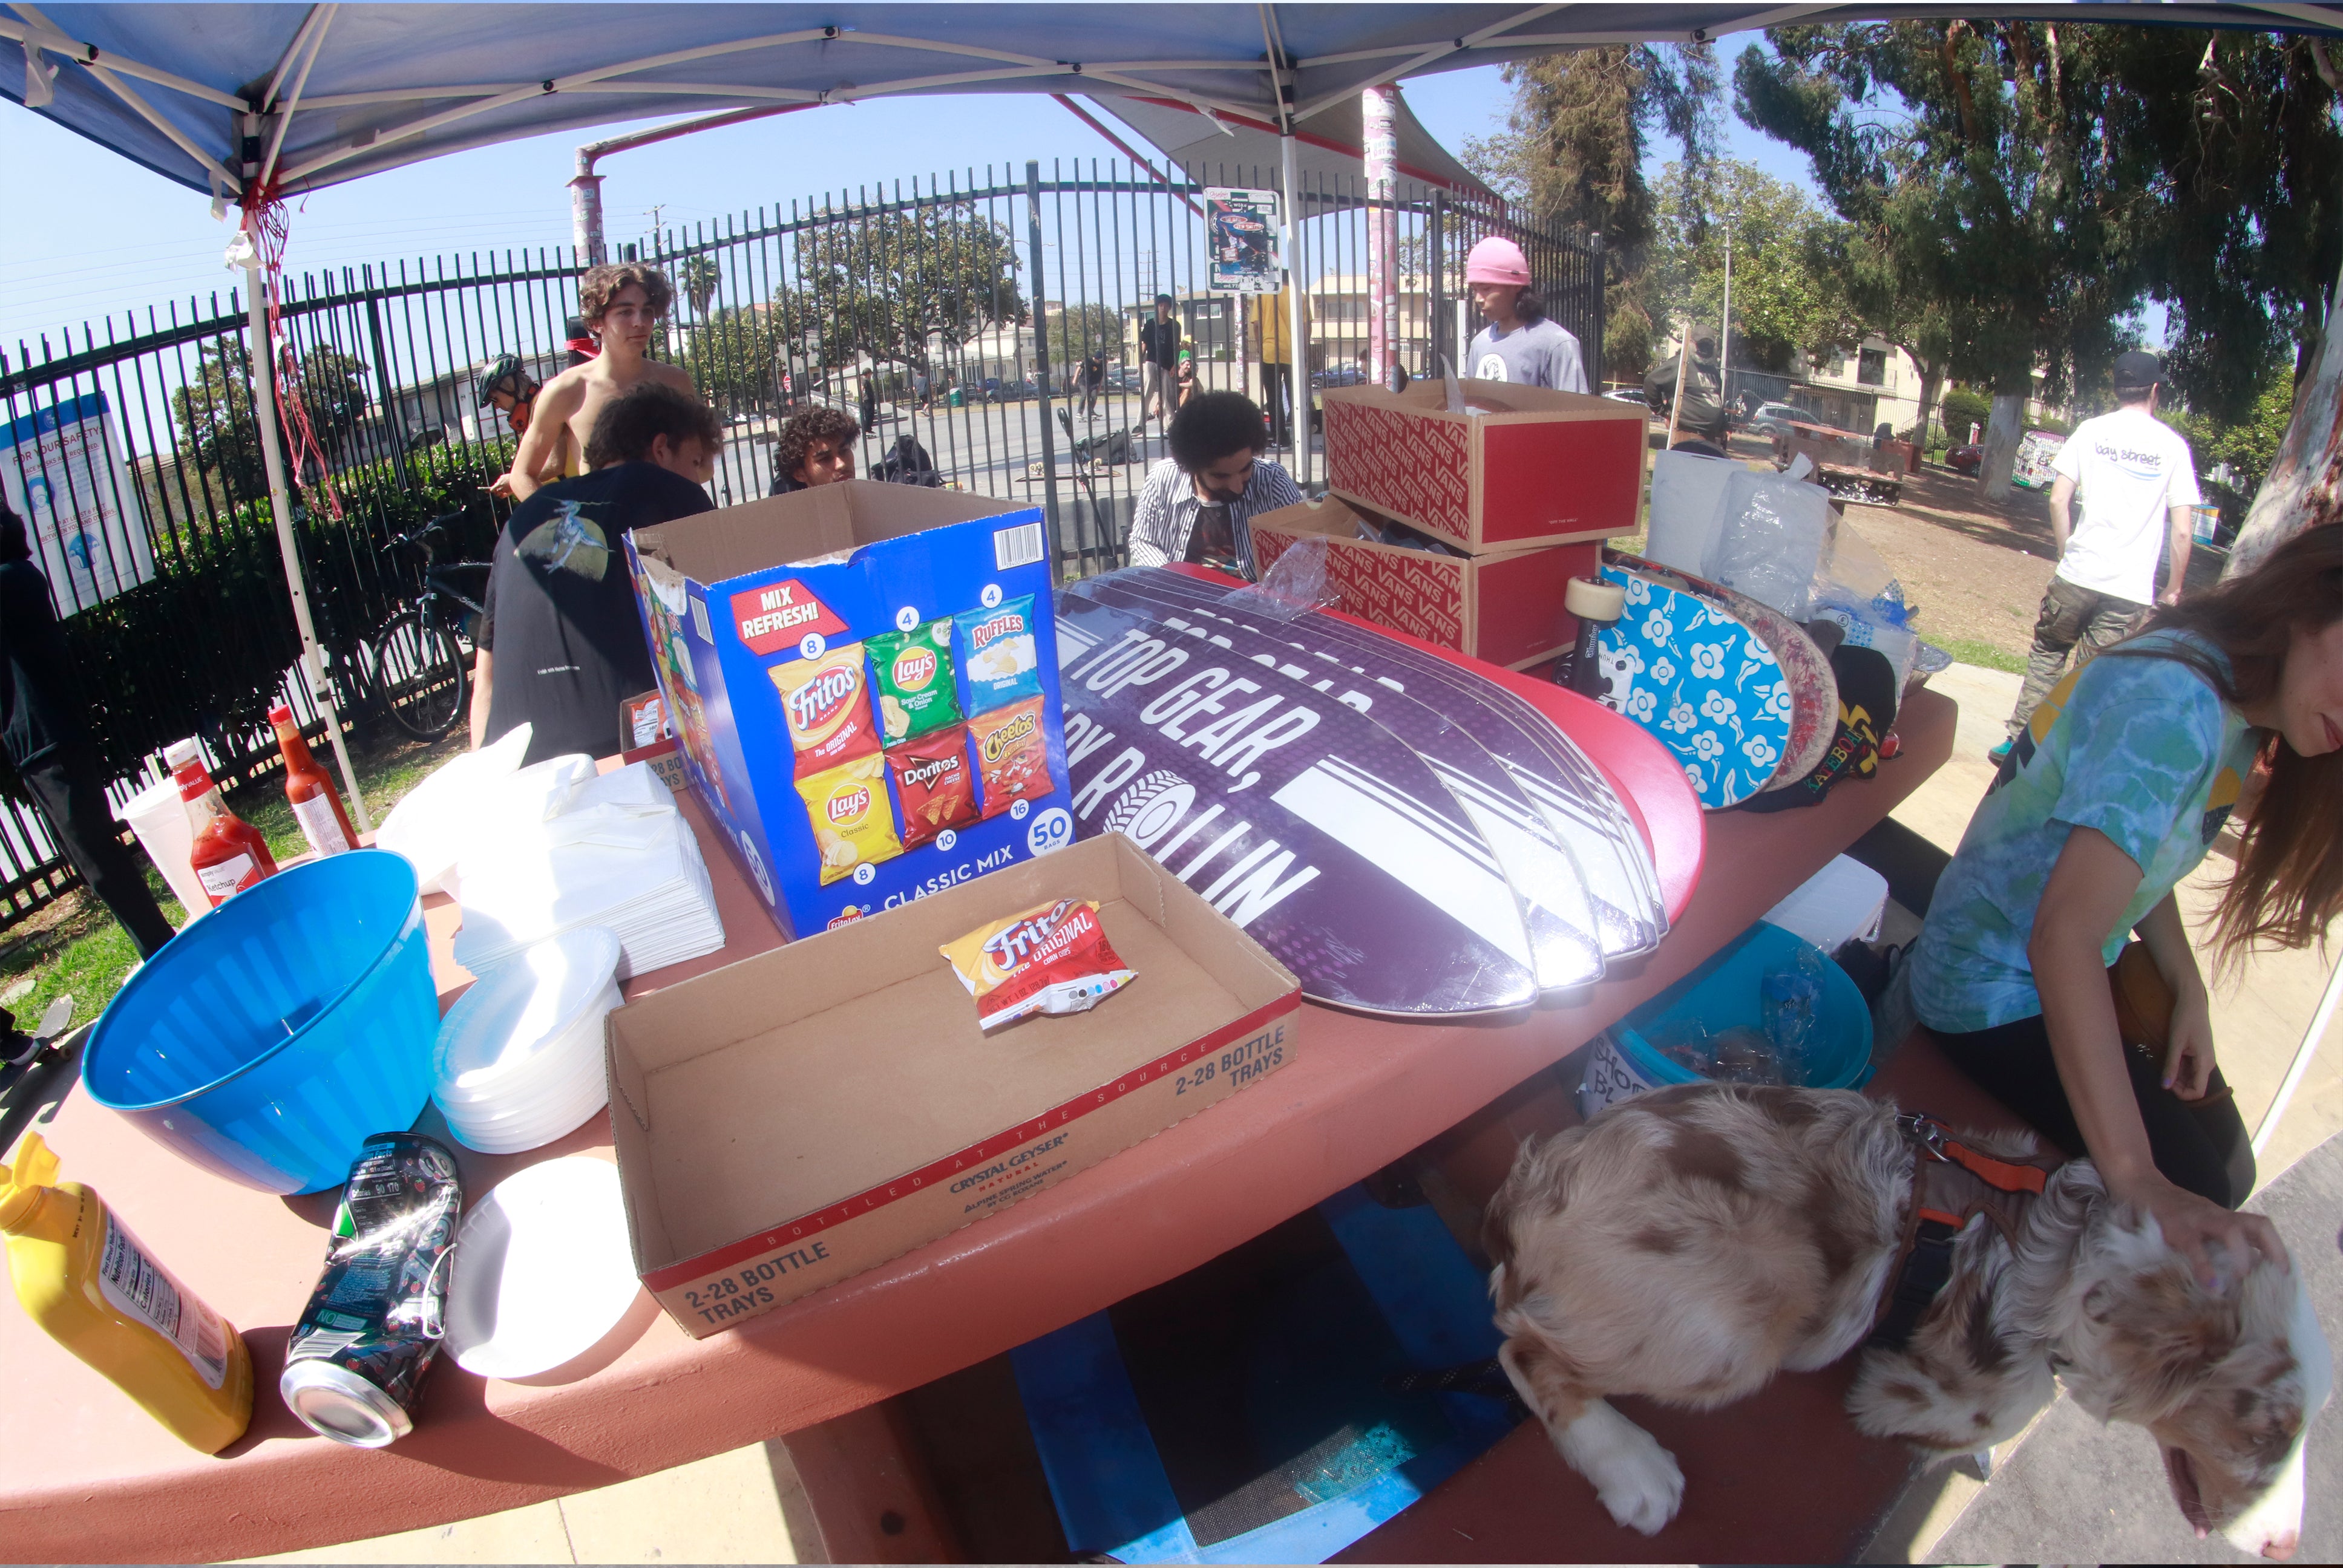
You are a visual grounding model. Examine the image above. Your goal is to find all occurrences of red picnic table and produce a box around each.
[1,689,1953,1563]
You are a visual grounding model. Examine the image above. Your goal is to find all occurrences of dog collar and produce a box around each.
[1867,1113,2058,1353]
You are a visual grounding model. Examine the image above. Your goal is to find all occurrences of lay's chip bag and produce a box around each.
[771,644,882,776]
[794,753,903,884]
[939,898,1136,1031]
[867,618,963,744]
[954,596,1043,714]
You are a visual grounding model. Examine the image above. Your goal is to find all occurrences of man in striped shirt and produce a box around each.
[1124,391,1303,580]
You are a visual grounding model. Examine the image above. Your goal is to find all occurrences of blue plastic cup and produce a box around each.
[82,849,440,1194]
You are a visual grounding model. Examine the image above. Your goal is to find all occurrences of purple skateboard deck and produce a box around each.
[1090,567,1666,958]
[1054,595,1541,1016]
[1070,577,1606,991]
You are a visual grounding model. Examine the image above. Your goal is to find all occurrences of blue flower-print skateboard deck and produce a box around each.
[1596,566,1794,809]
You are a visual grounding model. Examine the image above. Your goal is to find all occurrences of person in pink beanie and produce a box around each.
[1463,235,1587,391]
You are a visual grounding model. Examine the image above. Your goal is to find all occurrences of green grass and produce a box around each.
[1931,636,2027,675]
[0,731,466,1033]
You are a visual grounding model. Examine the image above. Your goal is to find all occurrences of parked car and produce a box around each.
[997,378,1041,401]
[1945,443,1984,476]
[1311,366,1367,390]
[1604,387,1651,408]
[1748,400,1809,439]
[1104,365,1143,392]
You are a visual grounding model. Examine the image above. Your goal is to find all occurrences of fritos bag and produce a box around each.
[770,644,882,775]
[939,898,1136,1031]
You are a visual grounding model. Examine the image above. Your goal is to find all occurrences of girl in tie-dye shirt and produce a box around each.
[1909,525,2343,1287]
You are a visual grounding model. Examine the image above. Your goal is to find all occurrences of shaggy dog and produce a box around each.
[1483,1083,2330,1558]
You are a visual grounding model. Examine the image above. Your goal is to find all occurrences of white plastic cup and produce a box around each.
[122,773,209,917]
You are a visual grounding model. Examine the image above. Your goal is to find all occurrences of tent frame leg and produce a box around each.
[244,267,374,834]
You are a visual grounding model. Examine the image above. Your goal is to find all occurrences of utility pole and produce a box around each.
[1719,222,1734,417]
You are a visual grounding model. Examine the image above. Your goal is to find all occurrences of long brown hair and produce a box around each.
[2115,524,2343,962]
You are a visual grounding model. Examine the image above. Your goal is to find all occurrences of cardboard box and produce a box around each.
[625,481,1075,942]
[1250,495,1598,670]
[1322,377,1647,552]
[606,834,1302,1335]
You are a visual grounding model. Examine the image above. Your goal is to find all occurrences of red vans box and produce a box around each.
[1320,378,1647,553]
[1249,495,1598,670]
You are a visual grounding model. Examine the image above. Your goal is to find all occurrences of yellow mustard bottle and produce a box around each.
[1,1134,253,1453]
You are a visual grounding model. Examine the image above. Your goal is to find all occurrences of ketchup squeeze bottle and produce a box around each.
[268,704,356,857]
[164,739,277,907]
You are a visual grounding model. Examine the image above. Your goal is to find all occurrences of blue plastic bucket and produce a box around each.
[83,849,439,1194]
[1579,921,1871,1117]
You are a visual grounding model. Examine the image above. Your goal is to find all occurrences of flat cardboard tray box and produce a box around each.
[606,834,1302,1336]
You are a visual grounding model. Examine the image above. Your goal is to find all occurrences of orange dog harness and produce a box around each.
[1867,1112,2059,1352]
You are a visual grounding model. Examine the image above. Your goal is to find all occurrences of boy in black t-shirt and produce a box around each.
[471,384,723,763]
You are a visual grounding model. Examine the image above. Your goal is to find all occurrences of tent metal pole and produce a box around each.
[1282,130,1308,489]
[2253,950,2343,1158]
[1362,83,1398,389]
[243,267,373,832]
[1024,160,1065,582]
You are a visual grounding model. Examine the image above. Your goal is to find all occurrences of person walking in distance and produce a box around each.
[1464,236,1587,392]
[1139,293,1181,423]
[1994,351,2204,765]
[0,500,175,956]
[505,263,699,500]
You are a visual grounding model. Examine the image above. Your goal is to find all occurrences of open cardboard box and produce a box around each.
[606,834,1302,1336]
[1251,495,1598,670]
[623,480,1072,942]
[1321,377,1647,552]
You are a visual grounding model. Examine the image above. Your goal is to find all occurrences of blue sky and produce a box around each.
[0,60,1818,358]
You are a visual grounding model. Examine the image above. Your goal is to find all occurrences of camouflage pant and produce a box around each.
[2006,576,2149,739]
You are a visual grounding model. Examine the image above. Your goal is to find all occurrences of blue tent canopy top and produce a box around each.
[9,2,2343,200]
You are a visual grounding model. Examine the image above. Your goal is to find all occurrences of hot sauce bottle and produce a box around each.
[165,738,277,907]
[268,704,356,857]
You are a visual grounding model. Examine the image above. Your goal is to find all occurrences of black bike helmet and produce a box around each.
[476,353,531,408]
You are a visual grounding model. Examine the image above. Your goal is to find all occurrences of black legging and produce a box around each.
[1935,1010,2255,1209]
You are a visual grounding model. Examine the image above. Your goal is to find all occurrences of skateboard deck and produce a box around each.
[1595,564,1793,810]
[1054,595,1541,1016]
[1099,568,1666,956]
[1606,549,1839,789]
[1070,577,1607,991]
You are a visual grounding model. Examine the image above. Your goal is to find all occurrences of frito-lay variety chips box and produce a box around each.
[606,834,1302,1335]
[1321,377,1647,552]
[625,482,1074,940]
[1250,495,1599,669]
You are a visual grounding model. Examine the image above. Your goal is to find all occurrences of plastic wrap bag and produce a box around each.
[1221,532,1338,622]
[1705,469,1832,619]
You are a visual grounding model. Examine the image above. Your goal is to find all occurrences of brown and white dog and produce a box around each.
[1484,1083,2330,1558]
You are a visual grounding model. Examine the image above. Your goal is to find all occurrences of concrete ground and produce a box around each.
[245,661,2343,1567]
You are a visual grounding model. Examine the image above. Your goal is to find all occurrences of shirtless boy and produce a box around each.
[503,263,700,500]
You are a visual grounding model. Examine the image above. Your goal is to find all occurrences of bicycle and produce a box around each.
[363,512,491,742]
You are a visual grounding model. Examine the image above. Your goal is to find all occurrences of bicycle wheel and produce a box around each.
[370,609,468,742]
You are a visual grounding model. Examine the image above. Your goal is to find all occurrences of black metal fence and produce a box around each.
[0,154,1599,929]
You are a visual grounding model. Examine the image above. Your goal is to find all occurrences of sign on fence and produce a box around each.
[0,391,156,613]
[1204,188,1281,293]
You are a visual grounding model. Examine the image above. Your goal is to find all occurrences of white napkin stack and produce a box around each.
[452,760,725,981]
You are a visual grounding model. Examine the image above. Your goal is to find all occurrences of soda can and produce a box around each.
[280,1132,462,1447]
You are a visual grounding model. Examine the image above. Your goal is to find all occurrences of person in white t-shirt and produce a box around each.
[1463,237,1588,392]
[1995,351,2203,761]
